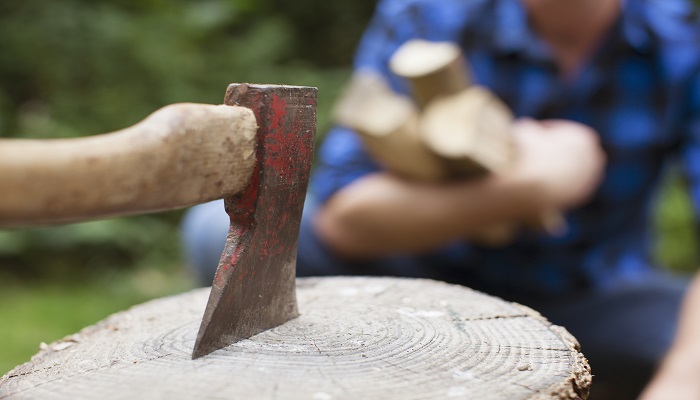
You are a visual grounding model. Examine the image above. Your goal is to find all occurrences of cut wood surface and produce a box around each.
[333,71,447,181]
[420,86,515,177]
[0,277,591,400]
[389,39,470,107]
[0,103,257,227]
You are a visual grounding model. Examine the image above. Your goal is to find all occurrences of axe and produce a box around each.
[0,84,318,359]
[193,84,317,358]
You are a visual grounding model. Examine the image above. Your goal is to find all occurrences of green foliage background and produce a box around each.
[0,0,377,277]
[0,0,377,373]
[0,0,698,375]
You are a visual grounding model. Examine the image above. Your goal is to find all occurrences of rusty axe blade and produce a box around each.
[192,84,317,359]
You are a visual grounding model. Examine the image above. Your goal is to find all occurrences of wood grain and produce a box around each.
[0,103,257,227]
[420,86,516,177]
[333,70,447,181]
[389,39,470,107]
[0,277,591,400]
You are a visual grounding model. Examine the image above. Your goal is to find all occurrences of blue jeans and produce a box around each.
[180,199,689,399]
[180,197,330,283]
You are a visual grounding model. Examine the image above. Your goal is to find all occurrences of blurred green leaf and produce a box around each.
[653,171,700,273]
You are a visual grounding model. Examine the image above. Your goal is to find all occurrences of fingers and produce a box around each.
[508,117,607,209]
[512,117,541,134]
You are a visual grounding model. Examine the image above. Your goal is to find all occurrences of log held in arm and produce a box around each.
[0,277,591,400]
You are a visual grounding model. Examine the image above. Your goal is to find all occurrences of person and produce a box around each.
[182,0,700,398]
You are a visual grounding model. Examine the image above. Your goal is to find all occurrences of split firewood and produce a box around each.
[332,40,566,246]
[333,70,515,245]
[388,39,471,107]
[420,86,516,178]
[333,69,447,181]
[391,39,566,239]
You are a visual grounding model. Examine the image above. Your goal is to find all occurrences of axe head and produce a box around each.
[192,84,317,359]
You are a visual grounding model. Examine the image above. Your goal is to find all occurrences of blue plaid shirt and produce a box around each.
[310,0,700,298]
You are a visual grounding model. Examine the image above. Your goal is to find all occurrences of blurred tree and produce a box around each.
[0,0,376,279]
[0,0,376,138]
[654,172,700,274]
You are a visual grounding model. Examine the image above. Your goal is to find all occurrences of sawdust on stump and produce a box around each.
[0,277,591,399]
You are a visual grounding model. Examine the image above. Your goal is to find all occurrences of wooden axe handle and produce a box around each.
[0,103,258,227]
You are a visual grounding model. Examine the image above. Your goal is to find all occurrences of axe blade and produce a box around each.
[192,84,317,359]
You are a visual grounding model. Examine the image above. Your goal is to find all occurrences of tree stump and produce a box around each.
[0,277,591,399]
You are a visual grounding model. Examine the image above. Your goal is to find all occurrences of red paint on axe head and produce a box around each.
[193,84,317,359]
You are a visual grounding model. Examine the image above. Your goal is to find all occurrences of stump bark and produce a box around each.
[0,277,591,399]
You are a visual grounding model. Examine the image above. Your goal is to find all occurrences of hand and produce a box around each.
[468,119,604,246]
[639,369,700,400]
[639,346,700,400]
[510,118,606,210]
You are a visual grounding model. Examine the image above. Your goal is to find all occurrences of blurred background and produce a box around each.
[0,0,697,375]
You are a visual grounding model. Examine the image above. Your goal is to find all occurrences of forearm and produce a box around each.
[314,171,544,258]
[667,273,700,358]
[314,119,605,259]
[641,273,700,400]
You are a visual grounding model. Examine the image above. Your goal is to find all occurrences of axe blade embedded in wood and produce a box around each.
[192,84,317,359]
